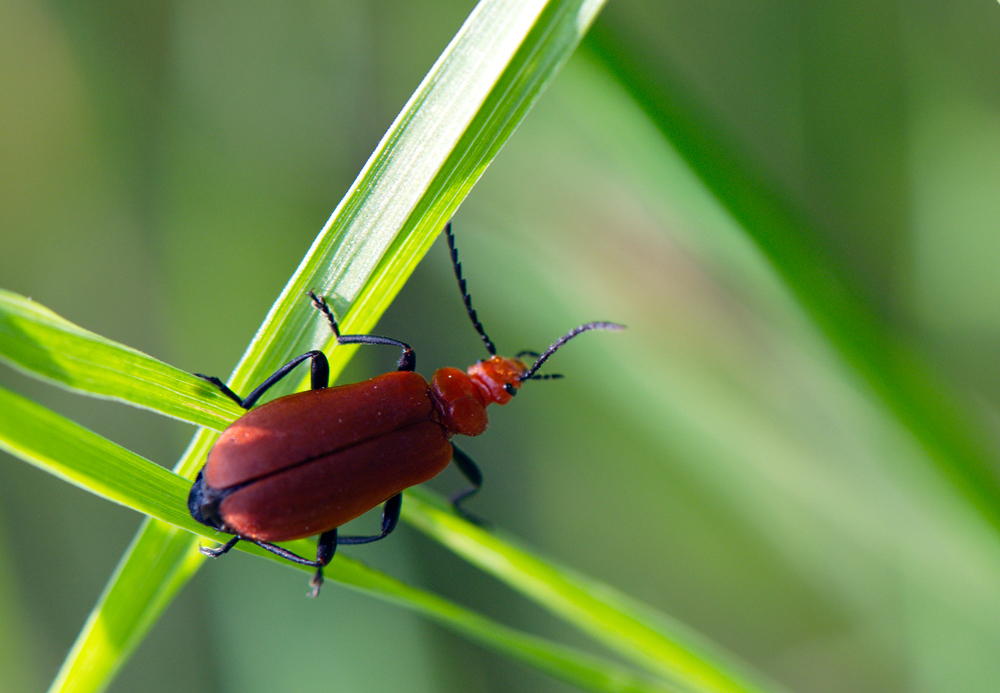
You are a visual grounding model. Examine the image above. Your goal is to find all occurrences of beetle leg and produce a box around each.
[195,350,331,410]
[309,291,416,371]
[449,446,486,525]
[338,493,402,546]
[333,334,416,372]
[193,375,243,407]
[231,533,339,597]
[246,538,325,566]
[200,535,240,558]
[238,350,330,407]
[309,529,338,598]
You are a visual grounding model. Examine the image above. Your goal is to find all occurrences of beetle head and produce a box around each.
[466,356,528,406]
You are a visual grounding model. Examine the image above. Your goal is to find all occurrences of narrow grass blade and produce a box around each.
[48,1,614,691]
[0,289,242,430]
[0,385,191,524]
[404,488,783,693]
[48,520,205,693]
[299,554,684,693]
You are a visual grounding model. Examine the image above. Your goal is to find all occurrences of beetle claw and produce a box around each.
[200,535,239,558]
[308,569,324,598]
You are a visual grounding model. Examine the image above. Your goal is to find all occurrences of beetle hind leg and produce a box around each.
[337,493,402,546]
[193,375,245,407]
[196,350,332,412]
[237,531,338,598]
[200,535,240,558]
[308,529,338,598]
[449,446,486,526]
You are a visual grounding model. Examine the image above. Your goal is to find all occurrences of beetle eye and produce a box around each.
[503,383,517,396]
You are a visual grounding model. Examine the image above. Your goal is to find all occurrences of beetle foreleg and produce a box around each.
[449,446,485,525]
[195,350,331,410]
[338,493,403,546]
[335,334,416,372]
[310,291,416,371]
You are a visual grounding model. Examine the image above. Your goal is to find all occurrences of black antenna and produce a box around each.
[446,222,496,356]
[519,322,625,381]
[515,352,563,379]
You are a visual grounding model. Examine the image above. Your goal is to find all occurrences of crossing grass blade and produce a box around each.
[0,286,783,692]
[0,386,680,693]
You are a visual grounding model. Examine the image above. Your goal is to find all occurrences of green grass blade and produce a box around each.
[0,385,676,693]
[404,488,782,693]
[0,386,215,693]
[0,289,242,430]
[0,385,191,524]
[47,1,615,691]
[297,554,684,693]
[48,519,205,693]
[207,0,614,403]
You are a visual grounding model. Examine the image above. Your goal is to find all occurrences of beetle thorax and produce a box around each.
[429,357,526,437]
[429,367,488,437]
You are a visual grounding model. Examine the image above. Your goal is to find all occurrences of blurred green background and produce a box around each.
[3,1,1000,691]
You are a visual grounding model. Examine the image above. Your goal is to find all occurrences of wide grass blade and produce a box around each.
[0,385,192,525]
[0,289,242,430]
[584,34,1000,534]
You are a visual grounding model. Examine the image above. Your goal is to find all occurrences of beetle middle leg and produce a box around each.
[338,493,403,546]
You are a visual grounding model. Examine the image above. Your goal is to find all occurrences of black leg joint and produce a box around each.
[395,348,416,372]
[335,334,416,372]
[338,494,403,545]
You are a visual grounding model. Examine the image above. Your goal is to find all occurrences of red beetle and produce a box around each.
[188,223,623,595]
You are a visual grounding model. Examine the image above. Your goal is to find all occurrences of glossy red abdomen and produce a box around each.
[204,370,453,542]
